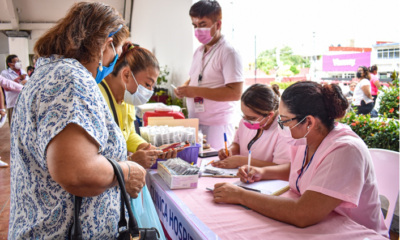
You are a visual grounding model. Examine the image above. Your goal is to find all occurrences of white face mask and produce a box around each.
[124,72,154,106]
[14,62,22,70]
[280,116,310,146]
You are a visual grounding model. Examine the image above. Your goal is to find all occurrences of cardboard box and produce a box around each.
[157,161,199,189]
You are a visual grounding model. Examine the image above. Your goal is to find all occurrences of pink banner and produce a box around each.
[323,52,371,72]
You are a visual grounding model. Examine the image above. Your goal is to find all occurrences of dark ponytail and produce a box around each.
[281,81,348,130]
[271,84,281,97]
[112,41,159,76]
[241,83,279,116]
[369,65,378,73]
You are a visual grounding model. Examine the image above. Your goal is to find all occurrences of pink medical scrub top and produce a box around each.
[187,35,244,126]
[370,73,379,95]
[233,118,296,164]
[288,122,387,235]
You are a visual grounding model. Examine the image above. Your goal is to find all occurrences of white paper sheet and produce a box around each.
[200,159,239,176]
[234,180,289,195]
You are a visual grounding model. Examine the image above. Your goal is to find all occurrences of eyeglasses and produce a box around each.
[277,116,301,129]
[242,115,266,125]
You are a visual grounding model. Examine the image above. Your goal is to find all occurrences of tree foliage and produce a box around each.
[256,46,310,76]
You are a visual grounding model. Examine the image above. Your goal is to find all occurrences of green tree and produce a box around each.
[256,46,310,75]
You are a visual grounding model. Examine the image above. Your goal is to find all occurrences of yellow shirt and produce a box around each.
[98,80,147,152]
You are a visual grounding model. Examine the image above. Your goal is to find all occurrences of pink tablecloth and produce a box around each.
[149,157,386,240]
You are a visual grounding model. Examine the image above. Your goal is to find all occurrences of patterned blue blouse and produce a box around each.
[9,55,127,239]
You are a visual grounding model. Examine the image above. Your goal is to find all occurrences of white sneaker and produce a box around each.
[0,159,8,168]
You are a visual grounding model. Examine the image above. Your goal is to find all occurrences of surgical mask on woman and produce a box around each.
[243,116,270,130]
[280,116,310,146]
[194,23,217,45]
[124,72,154,106]
[95,42,118,84]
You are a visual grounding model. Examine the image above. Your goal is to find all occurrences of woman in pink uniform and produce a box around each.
[213,82,387,236]
[369,65,381,107]
[213,84,295,169]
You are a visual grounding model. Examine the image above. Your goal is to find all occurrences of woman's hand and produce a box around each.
[218,148,232,160]
[238,165,264,183]
[213,182,245,204]
[129,149,162,169]
[158,149,178,159]
[212,156,243,169]
[121,161,146,198]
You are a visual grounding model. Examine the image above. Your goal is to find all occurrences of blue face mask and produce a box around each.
[95,42,118,84]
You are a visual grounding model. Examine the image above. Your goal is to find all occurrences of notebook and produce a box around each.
[233,180,290,196]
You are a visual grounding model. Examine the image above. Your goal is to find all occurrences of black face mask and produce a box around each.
[356,72,362,78]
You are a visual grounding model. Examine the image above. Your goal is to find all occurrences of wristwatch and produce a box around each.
[0,109,6,113]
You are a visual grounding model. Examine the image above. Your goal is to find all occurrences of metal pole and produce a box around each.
[255,35,257,84]
[313,32,316,80]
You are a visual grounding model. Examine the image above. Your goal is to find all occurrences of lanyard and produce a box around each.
[247,129,263,151]
[296,146,316,193]
[198,39,221,84]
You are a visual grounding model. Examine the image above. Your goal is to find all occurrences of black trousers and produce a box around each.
[372,95,378,107]
[356,100,374,115]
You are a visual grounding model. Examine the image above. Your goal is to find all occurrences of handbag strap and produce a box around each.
[99,81,127,230]
[69,159,140,239]
[100,81,120,127]
[70,196,83,240]
[108,158,140,235]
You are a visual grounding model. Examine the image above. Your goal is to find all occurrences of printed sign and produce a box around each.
[147,172,220,240]
[323,52,371,72]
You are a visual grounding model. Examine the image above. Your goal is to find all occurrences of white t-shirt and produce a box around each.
[353,79,373,105]
[187,35,244,126]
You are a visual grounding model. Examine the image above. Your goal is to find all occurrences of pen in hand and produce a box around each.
[224,133,229,156]
[247,151,251,183]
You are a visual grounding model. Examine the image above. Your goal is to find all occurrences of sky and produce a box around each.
[215,0,400,64]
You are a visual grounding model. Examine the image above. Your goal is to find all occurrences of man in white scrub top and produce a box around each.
[174,0,244,150]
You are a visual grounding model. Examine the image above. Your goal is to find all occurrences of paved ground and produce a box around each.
[0,123,10,239]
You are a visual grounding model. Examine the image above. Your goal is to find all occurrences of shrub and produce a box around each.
[339,110,399,151]
[269,81,297,90]
[378,71,399,119]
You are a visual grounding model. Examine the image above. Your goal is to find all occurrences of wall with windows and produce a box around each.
[377,48,399,59]
[371,43,400,75]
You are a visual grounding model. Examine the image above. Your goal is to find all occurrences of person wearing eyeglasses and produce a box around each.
[212,82,387,236]
[212,84,295,169]
[353,66,374,114]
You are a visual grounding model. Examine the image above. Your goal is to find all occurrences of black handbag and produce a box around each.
[69,158,160,240]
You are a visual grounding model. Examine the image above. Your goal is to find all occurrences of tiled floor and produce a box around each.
[0,123,10,239]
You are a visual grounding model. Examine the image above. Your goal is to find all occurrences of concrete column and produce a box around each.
[8,37,29,70]
[130,0,197,88]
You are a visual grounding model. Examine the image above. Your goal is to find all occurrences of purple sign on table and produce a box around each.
[323,52,371,72]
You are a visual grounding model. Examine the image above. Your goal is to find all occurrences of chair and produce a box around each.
[369,148,399,229]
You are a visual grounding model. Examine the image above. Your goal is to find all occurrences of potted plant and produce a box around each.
[151,65,170,104]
